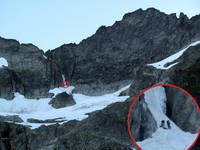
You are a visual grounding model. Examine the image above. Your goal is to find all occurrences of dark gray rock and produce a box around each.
[48,92,76,109]
[0,68,15,100]
[73,80,131,96]
[130,95,157,141]
[0,37,53,99]
[27,117,66,123]
[0,115,23,123]
[0,122,29,150]
[165,86,200,133]
[166,43,200,101]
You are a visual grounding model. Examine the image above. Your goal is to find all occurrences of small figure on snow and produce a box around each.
[167,120,171,129]
[160,120,167,129]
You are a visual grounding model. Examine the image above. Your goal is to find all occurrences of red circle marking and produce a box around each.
[61,81,71,88]
[127,84,200,150]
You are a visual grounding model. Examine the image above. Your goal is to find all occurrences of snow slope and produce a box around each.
[147,41,200,69]
[0,85,130,129]
[133,86,198,150]
[0,57,8,68]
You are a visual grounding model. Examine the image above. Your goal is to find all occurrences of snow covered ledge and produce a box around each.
[147,41,200,70]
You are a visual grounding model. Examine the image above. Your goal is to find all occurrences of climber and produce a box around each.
[160,120,167,129]
[167,120,171,129]
[62,74,67,86]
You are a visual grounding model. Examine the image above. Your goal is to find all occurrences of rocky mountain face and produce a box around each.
[0,38,52,99]
[2,8,200,99]
[48,8,200,95]
[0,8,200,150]
[165,86,200,133]
[130,95,157,142]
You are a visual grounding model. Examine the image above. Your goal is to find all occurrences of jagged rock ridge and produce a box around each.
[1,8,200,98]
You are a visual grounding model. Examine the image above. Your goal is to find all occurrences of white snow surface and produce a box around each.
[134,86,198,150]
[0,85,130,129]
[0,57,8,68]
[147,41,200,69]
[49,86,75,97]
[43,55,47,59]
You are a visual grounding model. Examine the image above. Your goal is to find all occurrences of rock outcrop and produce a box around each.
[165,86,200,133]
[0,122,29,150]
[27,117,66,123]
[0,38,52,99]
[0,115,23,123]
[48,92,76,109]
[130,95,157,141]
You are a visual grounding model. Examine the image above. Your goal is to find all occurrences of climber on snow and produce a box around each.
[167,120,171,129]
[160,120,167,129]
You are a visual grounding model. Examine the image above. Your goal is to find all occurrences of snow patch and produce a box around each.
[43,55,47,59]
[0,57,8,68]
[147,41,200,69]
[0,93,52,114]
[49,86,75,97]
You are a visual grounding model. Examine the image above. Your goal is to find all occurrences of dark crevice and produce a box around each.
[166,97,172,118]
[69,56,77,81]
[138,115,145,141]
[164,87,172,119]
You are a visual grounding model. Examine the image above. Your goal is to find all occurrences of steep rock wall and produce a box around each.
[165,86,200,133]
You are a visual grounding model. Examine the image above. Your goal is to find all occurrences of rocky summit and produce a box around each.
[0,8,200,150]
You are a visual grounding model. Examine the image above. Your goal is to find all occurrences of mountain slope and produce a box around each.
[0,8,200,150]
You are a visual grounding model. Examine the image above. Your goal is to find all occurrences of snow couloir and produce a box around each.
[147,41,200,70]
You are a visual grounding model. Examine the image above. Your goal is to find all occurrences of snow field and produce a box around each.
[0,85,130,129]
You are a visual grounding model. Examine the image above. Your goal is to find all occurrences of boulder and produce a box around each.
[49,92,76,109]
